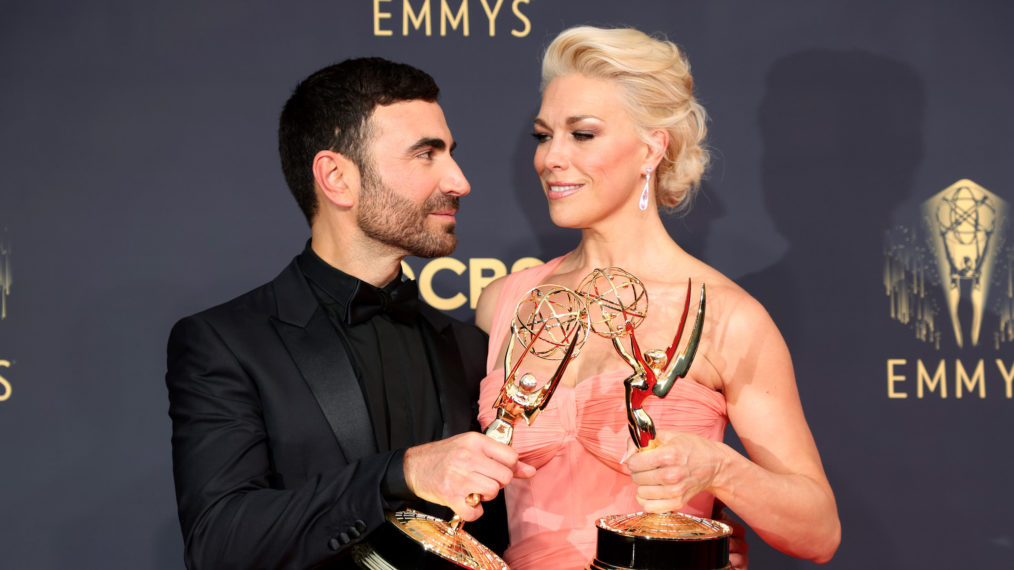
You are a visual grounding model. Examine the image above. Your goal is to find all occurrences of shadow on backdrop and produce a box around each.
[735,49,925,568]
[664,179,725,261]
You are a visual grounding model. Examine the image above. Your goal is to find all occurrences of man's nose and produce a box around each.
[441,158,470,196]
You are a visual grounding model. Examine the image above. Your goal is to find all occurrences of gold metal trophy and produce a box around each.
[354,285,589,570]
[578,268,732,570]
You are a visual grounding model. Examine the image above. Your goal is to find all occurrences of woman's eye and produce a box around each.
[573,131,594,141]
[531,132,551,143]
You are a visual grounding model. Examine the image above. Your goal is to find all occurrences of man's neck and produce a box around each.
[310,224,404,288]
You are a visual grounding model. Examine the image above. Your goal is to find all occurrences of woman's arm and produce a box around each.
[625,291,840,563]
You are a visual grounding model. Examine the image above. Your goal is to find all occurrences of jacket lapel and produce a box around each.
[419,310,476,438]
[269,260,377,463]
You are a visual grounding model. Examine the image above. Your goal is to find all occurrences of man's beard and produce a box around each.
[356,163,459,258]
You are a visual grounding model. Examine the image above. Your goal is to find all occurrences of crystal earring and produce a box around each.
[638,168,652,211]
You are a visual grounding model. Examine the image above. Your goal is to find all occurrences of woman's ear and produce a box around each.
[644,128,670,169]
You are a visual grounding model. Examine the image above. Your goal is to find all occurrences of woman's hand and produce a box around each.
[624,429,727,513]
[627,438,750,568]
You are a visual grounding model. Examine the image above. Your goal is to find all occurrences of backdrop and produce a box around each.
[2,1,1011,567]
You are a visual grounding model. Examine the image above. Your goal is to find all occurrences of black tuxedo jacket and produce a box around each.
[166,258,503,569]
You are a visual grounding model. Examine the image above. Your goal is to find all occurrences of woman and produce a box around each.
[475,26,840,569]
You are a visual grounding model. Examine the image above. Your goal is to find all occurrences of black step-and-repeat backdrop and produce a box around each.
[2,1,1011,567]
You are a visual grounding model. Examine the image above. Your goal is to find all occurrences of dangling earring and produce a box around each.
[638,167,652,211]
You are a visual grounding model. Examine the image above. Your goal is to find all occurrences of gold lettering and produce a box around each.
[955,359,985,398]
[469,258,507,308]
[407,257,547,311]
[997,360,1014,398]
[917,359,947,398]
[511,257,543,273]
[0,360,10,402]
[510,0,531,37]
[374,0,394,36]
[887,359,907,399]
[479,0,504,36]
[419,257,467,310]
[403,0,432,36]
[440,0,469,36]
[400,260,416,281]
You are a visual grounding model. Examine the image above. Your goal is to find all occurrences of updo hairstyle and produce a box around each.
[541,26,709,212]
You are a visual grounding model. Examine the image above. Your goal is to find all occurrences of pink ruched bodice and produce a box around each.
[478,256,729,569]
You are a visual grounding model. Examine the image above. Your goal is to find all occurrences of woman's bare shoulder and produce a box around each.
[475,273,510,333]
[691,263,773,327]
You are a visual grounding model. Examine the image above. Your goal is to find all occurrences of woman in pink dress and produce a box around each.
[475,26,840,569]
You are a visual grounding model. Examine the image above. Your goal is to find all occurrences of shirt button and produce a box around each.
[328,537,340,551]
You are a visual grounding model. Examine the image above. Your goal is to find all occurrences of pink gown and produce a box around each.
[478,256,729,569]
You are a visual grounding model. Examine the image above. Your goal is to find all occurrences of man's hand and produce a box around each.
[403,432,535,521]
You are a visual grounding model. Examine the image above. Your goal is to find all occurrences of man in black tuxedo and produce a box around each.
[166,58,532,569]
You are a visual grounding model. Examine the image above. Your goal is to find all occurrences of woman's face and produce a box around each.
[533,73,652,229]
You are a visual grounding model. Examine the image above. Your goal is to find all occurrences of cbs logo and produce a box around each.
[402,256,542,310]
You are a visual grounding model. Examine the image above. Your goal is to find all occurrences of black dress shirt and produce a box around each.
[297,244,441,507]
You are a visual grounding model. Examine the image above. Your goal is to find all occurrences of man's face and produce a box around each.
[356,100,470,258]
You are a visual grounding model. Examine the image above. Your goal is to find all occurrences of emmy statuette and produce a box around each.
[355,285,588,569]
[578,268,732,570]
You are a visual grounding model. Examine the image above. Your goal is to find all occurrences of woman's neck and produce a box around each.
[564,212,683,276]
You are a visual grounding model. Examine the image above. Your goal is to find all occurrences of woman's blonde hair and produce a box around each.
[541,26,709,213]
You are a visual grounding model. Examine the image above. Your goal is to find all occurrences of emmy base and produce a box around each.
[588,512,731,570]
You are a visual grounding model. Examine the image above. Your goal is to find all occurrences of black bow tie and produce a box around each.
[345,278,420,325]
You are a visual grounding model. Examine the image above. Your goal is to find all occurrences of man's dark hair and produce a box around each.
[278,57,440,224]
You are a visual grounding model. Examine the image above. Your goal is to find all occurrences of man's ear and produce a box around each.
[312,150,358,208]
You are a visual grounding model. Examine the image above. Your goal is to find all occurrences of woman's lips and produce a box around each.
[546,183,583,199]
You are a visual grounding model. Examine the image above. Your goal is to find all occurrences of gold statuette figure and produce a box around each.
[484,285,588,446]
[355,285,588,570]
[578,268,731,570]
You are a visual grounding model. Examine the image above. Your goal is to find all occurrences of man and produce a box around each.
[166,58,532,569]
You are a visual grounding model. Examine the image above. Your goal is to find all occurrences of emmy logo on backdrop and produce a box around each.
[923,180,1008,348]
[577,267,732,570]
[0,231,12,403]
[354,285,589,569]
[884,178,1011,350]
[1,232,10,320]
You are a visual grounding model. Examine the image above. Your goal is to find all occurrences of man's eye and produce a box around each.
[416,150,433,159]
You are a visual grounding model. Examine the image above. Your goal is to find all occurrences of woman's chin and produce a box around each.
[547,211,586,229]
